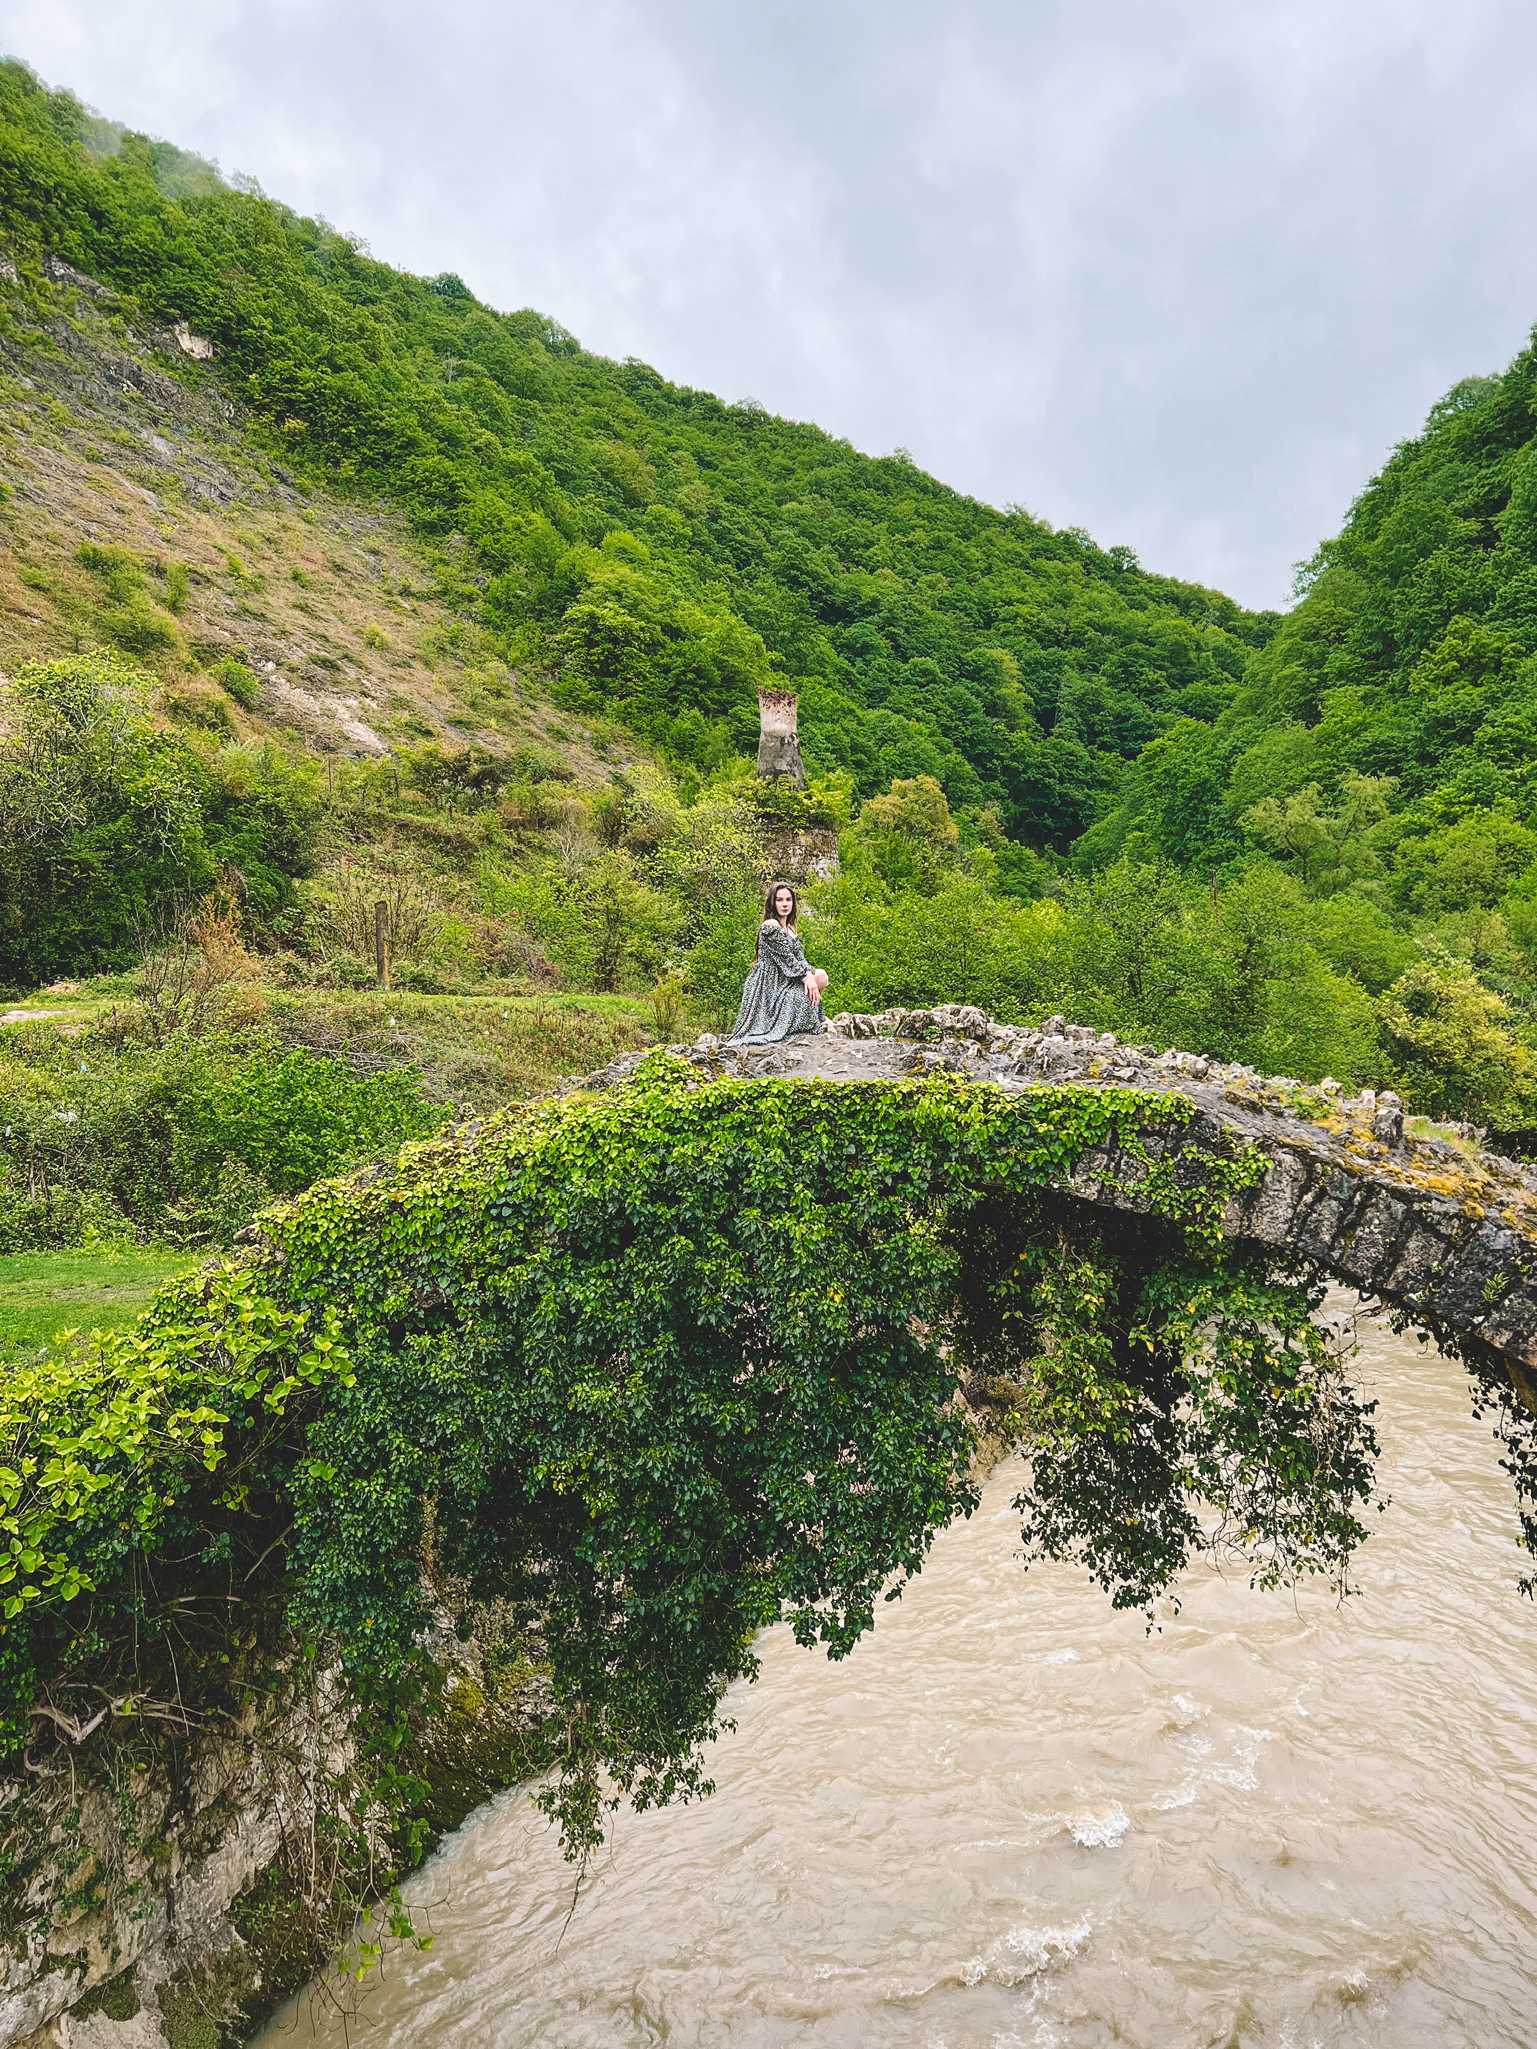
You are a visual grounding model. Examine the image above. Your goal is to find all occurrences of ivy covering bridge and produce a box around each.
[12,1025,1537,1858]
[9,1026,1537,2035]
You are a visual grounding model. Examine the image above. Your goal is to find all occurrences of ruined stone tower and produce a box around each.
[756,685,805,783]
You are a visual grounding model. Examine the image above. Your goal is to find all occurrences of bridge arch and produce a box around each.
[17,1037,1535,1819]
[6,1029,1537,2033]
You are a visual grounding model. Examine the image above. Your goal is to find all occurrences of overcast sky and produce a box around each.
[6,1,1537,609]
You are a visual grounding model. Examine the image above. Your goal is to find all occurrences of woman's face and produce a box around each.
[774,888,794,921]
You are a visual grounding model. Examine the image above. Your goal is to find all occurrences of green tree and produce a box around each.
[499,851,679,991]
[0,654,216,984]
[853,774,961,894]
[1056,862,1378,1082]
[1378,947,1534,1125]
[811,869,1067,1020]
[1241,775,1396,893]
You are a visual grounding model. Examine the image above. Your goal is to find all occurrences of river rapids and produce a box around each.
[255,1310,1537,2047]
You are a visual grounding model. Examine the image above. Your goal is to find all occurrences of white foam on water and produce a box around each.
[960,1914,1093,1992]
[1206,1723,1273,1790]
[1064,1802,1129,1848]
[1152,1778,1200,1810]
[1004,1916,1093,1971]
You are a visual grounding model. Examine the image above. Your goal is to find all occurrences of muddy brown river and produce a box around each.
[256,1312,1537,2047]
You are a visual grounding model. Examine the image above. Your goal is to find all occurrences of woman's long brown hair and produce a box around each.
[755,880,798,957]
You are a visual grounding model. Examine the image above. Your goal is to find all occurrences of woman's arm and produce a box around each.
[758,921,811,980]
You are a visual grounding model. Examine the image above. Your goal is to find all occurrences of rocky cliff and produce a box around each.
[1,1615,552,2049]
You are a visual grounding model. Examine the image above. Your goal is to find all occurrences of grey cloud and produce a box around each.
[7,0,1537,604]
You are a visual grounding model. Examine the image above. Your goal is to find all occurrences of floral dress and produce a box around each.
[727,920,827,1045]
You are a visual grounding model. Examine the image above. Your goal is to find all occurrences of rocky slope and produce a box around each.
[0,259,628,785]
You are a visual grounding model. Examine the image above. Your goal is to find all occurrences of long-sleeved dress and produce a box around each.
[728,920,828,1045]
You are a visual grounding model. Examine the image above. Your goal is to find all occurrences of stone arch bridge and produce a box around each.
[579,1005,1537,1415]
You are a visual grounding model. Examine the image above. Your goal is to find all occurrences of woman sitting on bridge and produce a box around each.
[727,882,829,1045]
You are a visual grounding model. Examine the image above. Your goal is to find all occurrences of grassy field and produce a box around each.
[0,1245,200,1363]
[1,985,651,1112]
[0,992,651,1314]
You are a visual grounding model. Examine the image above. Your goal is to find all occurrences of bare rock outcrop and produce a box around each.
[1,1634,551,2049]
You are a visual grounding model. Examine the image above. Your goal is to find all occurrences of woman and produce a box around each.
[727,882,829,1045]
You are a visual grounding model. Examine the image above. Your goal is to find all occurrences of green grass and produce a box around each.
[264,989,650,1111]
[2,984,651,1116]
[0,1244,198,1361]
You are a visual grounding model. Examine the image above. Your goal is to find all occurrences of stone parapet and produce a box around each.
[578,1006,1537,1410]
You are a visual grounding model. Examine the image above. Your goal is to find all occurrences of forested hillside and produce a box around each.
[4,47,1537,1226]
[1090,365,1537,882]
[0,58,1265,841]
[1080,354,1537,1130]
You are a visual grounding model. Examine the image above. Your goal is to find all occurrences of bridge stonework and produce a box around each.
[580,1007,1537,1414]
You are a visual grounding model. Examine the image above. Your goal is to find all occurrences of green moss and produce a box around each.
[73,1967,141,2019]
[407,1668,559,1841]
[158,1954,250,2049]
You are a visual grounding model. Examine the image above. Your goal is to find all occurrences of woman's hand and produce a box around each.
[804,972,821,1003]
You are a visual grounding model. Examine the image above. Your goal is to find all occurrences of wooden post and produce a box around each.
[374,900,390,989]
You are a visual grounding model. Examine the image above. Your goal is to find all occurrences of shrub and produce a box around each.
[0,1184,124,1255]
[491,852,680,991]
[509,746,573,784]
[163,679,234,734]
[0,654,216,983]
[649,971,687,1039]
[1379,947,1535,1125]
[394,962,451,994]
[129,897,263,1045]
[811,870,1066,1022]
[320,951,377,990]
[100,597,186,661]
[0,1025,445,1250]
[686,900,760,1028]
[0,661,321,981]
[212,657,261,708]
[310,867,444,973]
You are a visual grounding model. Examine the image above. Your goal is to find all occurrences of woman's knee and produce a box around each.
[812,968,829,991]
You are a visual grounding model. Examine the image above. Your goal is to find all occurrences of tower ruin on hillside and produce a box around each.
[756,686,805,784]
